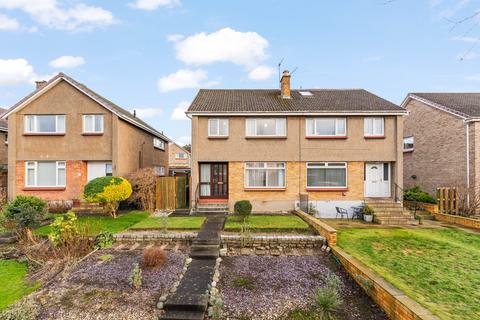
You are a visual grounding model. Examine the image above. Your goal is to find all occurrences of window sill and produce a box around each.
[245,136,287,139]
[244,188,286,191]
[306,188,349,192]
[154,146,165,151]
[82,132,103,136]
[208,136,229,139]
[306,136,348,139]
[23,133,65,136]
[364,136,385,139]
[23,187,66,191]
[403,149,414,153]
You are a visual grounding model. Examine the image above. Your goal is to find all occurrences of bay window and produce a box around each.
[307,162,347,189]
[306,118,346,137]
[25,161,66,187]
[25,115,65,134]
[246,118,286,137]
[364,117,384,137]
[208,118,229,137]
[83,114,104,133]
[245,162,286,188]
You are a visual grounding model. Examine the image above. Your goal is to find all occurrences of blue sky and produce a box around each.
[1,0,480,145]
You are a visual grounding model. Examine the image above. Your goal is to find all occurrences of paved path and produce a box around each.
[161,214,225,320]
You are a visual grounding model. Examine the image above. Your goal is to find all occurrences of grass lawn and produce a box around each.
[224,215,311,233]
[0,260,39,311]
[35,211,149,237]
[337,228,480,320]
[130,216,206,230]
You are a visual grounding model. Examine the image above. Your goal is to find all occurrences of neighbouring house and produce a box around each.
[168,142,191,176]
[402,93,480,200]
[0,107,8,199]
[1,73,170,209]
[187,70,408,220]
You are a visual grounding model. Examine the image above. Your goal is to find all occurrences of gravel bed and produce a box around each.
[33,249,186,320]
[219,255,387,320]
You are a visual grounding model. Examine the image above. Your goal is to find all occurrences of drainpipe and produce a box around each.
[466,122,470,206]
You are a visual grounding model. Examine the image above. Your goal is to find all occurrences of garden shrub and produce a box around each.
[83,176,133,218]
[128,263,142,290]
[404,186,436,204]
[313,274,343,320]
[2,195,47,230]
[232,276,254,290]
[362,204,374,215]
[234,200,252,221]
[94,231,114,249]
[141,246,166,269]
[48,211,79,245]
[126,167,157,212]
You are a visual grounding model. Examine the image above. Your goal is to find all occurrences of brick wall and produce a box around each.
[228,161,365,212]
[15,160,87,201]
[432,213,480,230]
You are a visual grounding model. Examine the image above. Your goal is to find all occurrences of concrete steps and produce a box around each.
[366,200,417,226]
[194,203,228,215]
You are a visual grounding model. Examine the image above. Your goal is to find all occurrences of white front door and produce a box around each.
[365,163,391,197]
[87,162,113,181]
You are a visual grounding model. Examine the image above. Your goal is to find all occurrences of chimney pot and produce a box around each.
[280,70,291,99]
[35,80,47,90]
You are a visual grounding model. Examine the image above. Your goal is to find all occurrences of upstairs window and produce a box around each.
[83,114,104,133]
[154,138,165,150]
[208,118,229,137]
[176,153,188,159]
[25,161,66,187]
[25,115,65,134]
[403,136,414,152]
[364,117,384,137]
[306,118,346,137]
[246,118,286,137]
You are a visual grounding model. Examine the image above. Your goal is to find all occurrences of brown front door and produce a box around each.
[199,163,228,198]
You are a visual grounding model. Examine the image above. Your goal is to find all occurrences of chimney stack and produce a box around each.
[35,80,47,90]
[280,70,291,99]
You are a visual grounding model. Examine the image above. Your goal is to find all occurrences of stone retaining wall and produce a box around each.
[432,213,480,230]
[221,234,325,249]
[114,232,196,244]
[294,210,337,245]
[331,246,439,320]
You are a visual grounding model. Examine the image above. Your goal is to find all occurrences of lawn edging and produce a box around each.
[293,210,337,245]
[331,245,439,320]
[431,212,480,230]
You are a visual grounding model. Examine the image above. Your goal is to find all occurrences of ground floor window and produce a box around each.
[307,162,347,188]
[245,162,285,188]
[154,166,165,176]
[26,161,66,187]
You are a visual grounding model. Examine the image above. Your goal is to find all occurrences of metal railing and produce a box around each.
[393,183,403,203]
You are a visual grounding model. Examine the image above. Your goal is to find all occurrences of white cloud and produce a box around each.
[171,100,190,120]
[0,0,115,31]
[176,135,191,145]
[158,68,218,92]
[167,33,184,42]
[0,13,19,30]
[248,65,275,81]
[49,55,85,69]
[0,58,49,86]
[174,27,269,68]
[131,107,163,119]
[130,0,180,11]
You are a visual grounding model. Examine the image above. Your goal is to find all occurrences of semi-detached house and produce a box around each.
[187,71,408,218]
[1,73,170,208]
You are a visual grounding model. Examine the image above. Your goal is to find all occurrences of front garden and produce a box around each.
[337,227,480,320]
[0,259,39,311]
[224,215,312,234]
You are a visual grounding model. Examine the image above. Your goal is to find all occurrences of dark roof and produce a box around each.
[187,89,404,114]
[0,107,7,131]
[2,73,169,141]
[410,93,480,118]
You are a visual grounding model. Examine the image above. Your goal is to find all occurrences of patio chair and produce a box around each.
[335,206,349,219]
[351,205,364,220]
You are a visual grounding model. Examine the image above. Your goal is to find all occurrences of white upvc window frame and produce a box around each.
[153,138,165,150]
[208,118,229,137]
[154,166,165,176]
[83,114,104,133]
[364,117,385,137]
[24,115,65,134]
[244,162,286,189]
[25,160,66,187]
[306,117,347,137]
[306,162,348,189]
[176,153,188,159]
[403,136,414,152]
[245,118,287,137]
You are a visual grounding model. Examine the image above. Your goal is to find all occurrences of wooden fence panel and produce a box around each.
[437,187,459,215]
[176,176,187,209]
[156,176,188,210]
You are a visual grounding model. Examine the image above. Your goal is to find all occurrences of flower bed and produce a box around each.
[218,255,387,320]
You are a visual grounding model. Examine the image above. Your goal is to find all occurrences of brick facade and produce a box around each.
[15,160,87,201]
